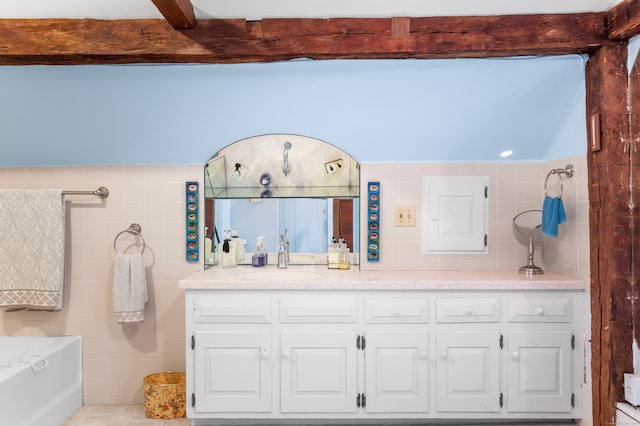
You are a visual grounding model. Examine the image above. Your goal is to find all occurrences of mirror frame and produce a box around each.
[204,134,360,267]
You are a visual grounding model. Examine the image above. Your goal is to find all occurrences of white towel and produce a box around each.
[0,189,65,311]
[113,253,148,323]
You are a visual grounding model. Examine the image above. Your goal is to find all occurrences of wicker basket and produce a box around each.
[143,371,186,419]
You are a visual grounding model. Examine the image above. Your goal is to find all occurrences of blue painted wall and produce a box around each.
[0,55,586,166]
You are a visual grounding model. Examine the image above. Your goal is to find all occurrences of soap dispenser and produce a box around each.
[219,229,237,268]
[230,227,246,263]
[252,235,268,267]
[277,234,288,269]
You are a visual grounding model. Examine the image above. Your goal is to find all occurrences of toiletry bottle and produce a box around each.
[338,236,350,270]
[283,228,290,263]
[328,237,339,269]
[252,235,268,267]
[277,234,288,269]
[219,229,237,268]
[204,226,213,264]
[231,227,246,263]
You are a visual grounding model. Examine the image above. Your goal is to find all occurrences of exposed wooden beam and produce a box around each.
[586,41,633,425]
[607,0,640,40]
[0,13,608,65]
[150,0,196,29]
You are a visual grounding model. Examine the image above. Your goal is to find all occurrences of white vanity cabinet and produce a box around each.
[184,286,584,425]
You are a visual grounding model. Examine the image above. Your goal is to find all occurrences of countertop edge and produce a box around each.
[178,267,586,291]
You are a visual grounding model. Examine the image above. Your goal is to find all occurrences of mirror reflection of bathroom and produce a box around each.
[207,197,359,265]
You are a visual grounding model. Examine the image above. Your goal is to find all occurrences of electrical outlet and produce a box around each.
[324,159,344,174]
[394,205,416,227]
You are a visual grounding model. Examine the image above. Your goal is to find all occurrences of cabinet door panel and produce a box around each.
[194,331,271,413]
[507,330,572,413]
[281,331,358,413]
[436,331,501,412]
[365,331,429,413]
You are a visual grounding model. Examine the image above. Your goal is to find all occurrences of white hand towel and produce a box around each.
[113,253,148,323]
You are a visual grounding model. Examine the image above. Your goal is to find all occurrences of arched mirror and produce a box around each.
[203,134,360,267]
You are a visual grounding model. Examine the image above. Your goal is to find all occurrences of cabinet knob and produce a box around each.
[393,309,400,316]
[512,351,520,360]
[420,350,428,360]
[431,216,438,221]
[281,350,290,359]
[465,307,473,315]
[261,348,270,359]
[537,307,545,316]
[440,350,448,360]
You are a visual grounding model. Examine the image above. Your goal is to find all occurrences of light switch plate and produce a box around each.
[394,205,416,227]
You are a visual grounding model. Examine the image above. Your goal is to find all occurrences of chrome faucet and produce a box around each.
[282,142,292,177]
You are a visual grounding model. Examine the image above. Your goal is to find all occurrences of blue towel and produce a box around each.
[542,195,566,237]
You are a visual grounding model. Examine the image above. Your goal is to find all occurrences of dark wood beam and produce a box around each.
[150,0,196,29]
[0,13,608,65]
[607,0,640,40]
[586,41,633,426]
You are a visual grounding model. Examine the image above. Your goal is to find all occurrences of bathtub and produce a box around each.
[0,336,82,426]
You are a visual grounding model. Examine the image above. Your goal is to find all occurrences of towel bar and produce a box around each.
[62,187,109,199]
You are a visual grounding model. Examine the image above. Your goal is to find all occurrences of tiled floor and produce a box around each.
[62,406,577,426]
[62,405,190,425]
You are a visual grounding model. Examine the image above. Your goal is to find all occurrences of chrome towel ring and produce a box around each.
[544,164,574,198]
[113,223,146,255]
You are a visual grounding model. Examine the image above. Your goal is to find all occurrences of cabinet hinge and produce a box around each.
[192,393,196,408]
[191,335,195,350]
[499,334,503,349]
[484,234,488,247]
[484,186,488,198]
[356,393,367,408]
[500,392,503,407]
[571,393,575,407]
[356,335,366,350]
[571,334,575,349]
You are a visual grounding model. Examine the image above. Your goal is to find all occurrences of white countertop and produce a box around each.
[178,265,585,291]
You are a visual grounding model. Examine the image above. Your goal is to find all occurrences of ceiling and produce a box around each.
[0,0,624,21]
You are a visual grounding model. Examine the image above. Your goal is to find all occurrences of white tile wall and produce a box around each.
[359,155,590,283]
[0,157,590,404]
[0,165,202,405]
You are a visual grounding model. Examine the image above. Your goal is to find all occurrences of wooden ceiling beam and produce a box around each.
[150,0,196,29]
[0,13,608,65]
[607,0,640,40]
